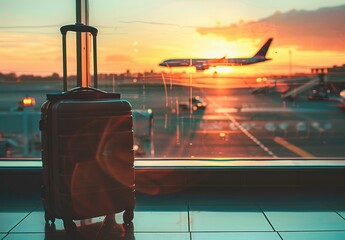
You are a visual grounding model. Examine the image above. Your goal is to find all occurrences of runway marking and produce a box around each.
[274,137,315,158]
[206,97,278,158]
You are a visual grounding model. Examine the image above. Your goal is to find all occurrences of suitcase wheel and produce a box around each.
[63,219,77,235]
[123,209,134,224]
[44,210,55,224]
[45,222,56,233]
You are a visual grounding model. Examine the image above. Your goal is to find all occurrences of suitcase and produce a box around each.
[40,24,135,234]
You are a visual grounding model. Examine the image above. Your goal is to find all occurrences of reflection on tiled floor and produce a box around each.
[192,232,281,240]
[190,205,273,231]
[1,189,345,240]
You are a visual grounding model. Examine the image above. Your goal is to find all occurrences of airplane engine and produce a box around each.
[195,64,206,71]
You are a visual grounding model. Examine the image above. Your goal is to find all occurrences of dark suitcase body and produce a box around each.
[40,88,135,231]
[40,24,135,233]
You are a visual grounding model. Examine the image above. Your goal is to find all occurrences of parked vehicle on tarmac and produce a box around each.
[179,96,207,111]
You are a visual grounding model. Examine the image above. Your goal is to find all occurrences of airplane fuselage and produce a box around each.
[159,38,273,71]
[159,57,270,69]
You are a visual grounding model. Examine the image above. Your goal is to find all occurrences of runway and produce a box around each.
[1,78,344,158]
[116,81,344,158]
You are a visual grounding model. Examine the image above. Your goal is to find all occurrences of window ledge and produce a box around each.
[1,158,345,171]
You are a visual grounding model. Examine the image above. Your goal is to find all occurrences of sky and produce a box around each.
[0,0,345,76]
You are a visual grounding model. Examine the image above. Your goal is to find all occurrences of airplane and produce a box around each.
[159,38,273,71]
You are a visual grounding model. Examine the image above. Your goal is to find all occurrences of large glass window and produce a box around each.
[1,0,345,159]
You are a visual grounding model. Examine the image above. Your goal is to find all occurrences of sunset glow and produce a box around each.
[0,1,345,76]
[206,66,235,74]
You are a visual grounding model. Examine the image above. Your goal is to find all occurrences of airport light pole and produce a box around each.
[189,72,193,116]
[289,49,292,78]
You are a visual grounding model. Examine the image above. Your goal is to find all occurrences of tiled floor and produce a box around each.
[1,188,345,240]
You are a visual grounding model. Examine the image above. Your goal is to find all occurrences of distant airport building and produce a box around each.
[327,64,345,73]
[311,68,327,74]
[311,65,345,75]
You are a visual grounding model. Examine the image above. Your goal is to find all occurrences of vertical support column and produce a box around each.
[76,0,90,87]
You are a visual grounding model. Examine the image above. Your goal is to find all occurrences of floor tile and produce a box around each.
[130,207,189,232]
[0,212,30,233]
[279,231,345,240]
[130,233,190,240]
[337,211,345,219]
[8,215,131,240]
[193,232,281,240]
[190,205,273,231]
[264,211,345,231]
[135,203,188,211]
[11,207,189,233]
[11,211,64,233]
[3,232,191,240]
[0,234,7,239]
[260,202,333,211]
[3,233,45,240]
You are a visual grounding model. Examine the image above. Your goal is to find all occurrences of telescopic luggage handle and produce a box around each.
[60,24,98,36]
[60,24,98,91]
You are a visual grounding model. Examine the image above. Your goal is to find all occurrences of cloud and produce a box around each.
[120,20,198,29]
[196,5,345,52]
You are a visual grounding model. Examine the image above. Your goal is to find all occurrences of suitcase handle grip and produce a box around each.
[61,24,98,91]
[55,87,120,100]
[67,87,107,94]
[60,24,98,36]
[47,87,120,100]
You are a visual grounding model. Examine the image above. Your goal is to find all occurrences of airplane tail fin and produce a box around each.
[253,38,273,58]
